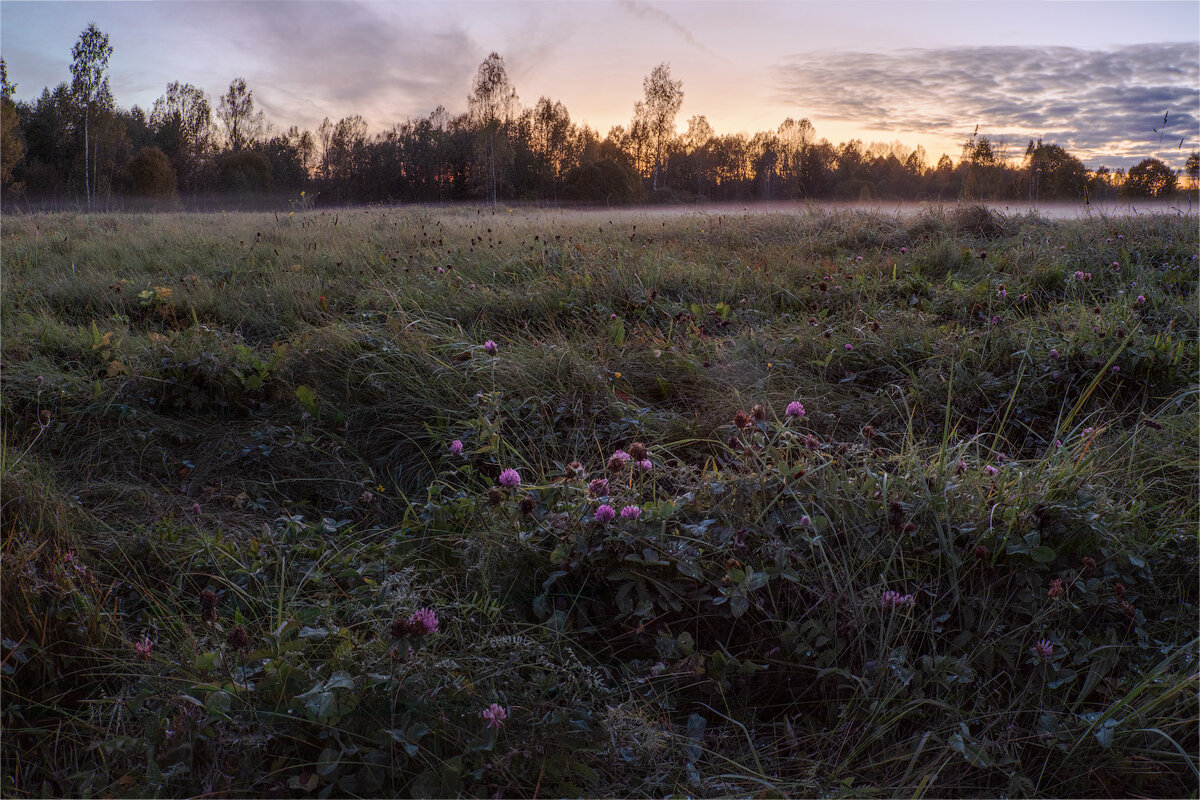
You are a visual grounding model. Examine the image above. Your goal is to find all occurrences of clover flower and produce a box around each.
[594,504,616,523]
[450,439,463,455]
[1030,639,1054,660]
[498,468,521,488]
[483,340,498,354]
[1048,578,1065,599]
[607,450,631,471]
[785,401,805,418]
[391,608,440,638]
[620,505,641,520]
[1135,295,1146,306]
[134,636,154,661]
[637,459,653,471]
[880,590,915,609]
[482,703,508,729]
[984,465,999,477]
[588,478,609,497]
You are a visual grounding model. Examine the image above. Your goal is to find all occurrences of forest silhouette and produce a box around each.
[2,28,1196,210]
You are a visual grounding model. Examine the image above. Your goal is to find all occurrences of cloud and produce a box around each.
[772,43,1200,166]
[618,0,728,63]
[159,1,480,132]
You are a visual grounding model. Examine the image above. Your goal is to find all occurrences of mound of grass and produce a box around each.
[2,206,1197,797]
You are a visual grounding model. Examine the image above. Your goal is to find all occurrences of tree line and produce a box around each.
[2,24,1197,210]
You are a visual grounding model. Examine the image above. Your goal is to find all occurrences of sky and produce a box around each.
[2,0,1198,169]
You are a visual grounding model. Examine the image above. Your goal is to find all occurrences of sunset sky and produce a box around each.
[2,1,1197,168]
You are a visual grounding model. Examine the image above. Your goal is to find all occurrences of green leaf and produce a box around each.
[296,384,319,416]
[205,690,231,716]
[1029,546,1057,563]
[743,570,769,592]
[675,559,703,581]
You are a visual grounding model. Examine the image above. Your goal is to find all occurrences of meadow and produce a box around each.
[1,203,1197,798]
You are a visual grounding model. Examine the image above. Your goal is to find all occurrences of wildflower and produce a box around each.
[900,247,907,254]
[880,590,915,609]
[450,439,463,455]
[1074,271,1085,281]
[984,465,999,477]
[482,703,508,730]
[588,478,609,497]
[1030,639,1054,660]
[1082,556,1097,574]
[594,504,616,523]
[1051,370,1060,380]
[620,505,641,520]
[991,315,1000,326]
[1049,348,1059,359]
[1113,582,1126,597]
[628,442,648,461]
[1055,439,1063,448]
[799,515,811,528]
[63,549,76,565]
[855,255,863,262]
[518,495,536,515]
[998,288,1007,298]
[487,488,504,506]
[409,607,439,635]
[996,452,1007,462]
[1111,365,1119,373]
[564,460,586,480]
[1111,261,1120,271]
[392,608,439,638]
[1082,426,1094,437]
[192,502,202,514]
[607,450,631,471]
[1117,234,1124,240]
[1135,295,1146,306]
[637,459,653,471]
[609,313,617,319]
[1019,293,1028,302]
[227,625,249,652]
[785,401,805,418]
[498,468,521,488]
[861,424,875,439]
[483,340,498,355]
[733,410,752,429]
[804,434,820,450]
[956,459,967,473]
[974,544,989,560]
[1048,578,1065,599]
[844,343,854,351]
[1059,245,1066,251]
[750,404,767,422]
[134,636,154,661]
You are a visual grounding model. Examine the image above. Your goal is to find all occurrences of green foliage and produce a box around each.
[217,150,273,193]
[1,207,1196,797]
[125,145,178,200]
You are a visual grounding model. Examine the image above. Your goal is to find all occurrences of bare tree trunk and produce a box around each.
[84,104,91,211]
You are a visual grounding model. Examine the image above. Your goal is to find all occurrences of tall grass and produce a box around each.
[2,204,1196,797]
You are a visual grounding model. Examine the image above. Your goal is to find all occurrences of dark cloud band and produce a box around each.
[773,42,1199,166]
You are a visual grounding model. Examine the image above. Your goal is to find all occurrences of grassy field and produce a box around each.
[1,204,1197,798]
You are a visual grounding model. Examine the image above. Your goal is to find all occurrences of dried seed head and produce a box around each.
[227,625,249,652]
